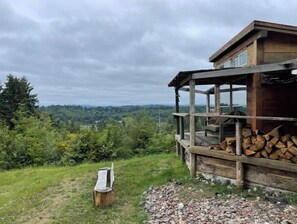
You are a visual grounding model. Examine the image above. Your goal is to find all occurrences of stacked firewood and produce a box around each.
[216,125,297,163]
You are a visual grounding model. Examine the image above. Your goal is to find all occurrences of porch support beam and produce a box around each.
[189,79,196,177]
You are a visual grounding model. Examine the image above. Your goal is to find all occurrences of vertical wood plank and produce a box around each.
[214,85,220,114]
[236,122,242,155]
[179,117,184,140]
[236,121,244,189]
[229,83,233,112]
[219,123,224,142]
[175,88,179,113]
[180,146,185,162]
[206,93,210,113]
[175,88,180,157]
[176,142,180,156]
[189,79,196,177]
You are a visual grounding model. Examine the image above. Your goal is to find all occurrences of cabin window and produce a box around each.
[223,60,231,68]
[238,50,247,66]
[221,50,247,68]
[233,50,247,67]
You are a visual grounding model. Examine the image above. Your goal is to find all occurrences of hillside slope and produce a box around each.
[0,154,188,224]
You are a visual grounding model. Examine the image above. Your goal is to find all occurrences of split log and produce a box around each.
[242,142,251,149]
[244,149,256,156]
[284,151,294,160]
[254,152,261,158]
[275,149,285,158]
[260,149,269,159]
[226,145,235,154]
[260,150,269,158]
[269,152,279,160]
[251,136,257,144]
[255,135,266,150]
[270,137,279,145]
[263,134,271,141]
[226,137,236,145]
[287,141,295,148]
[209,144,221,150]
[292,136,297,145]
[266,141,274,148]
[242,128,252,137]
[268,125,282,139]
[288,146,297,156]
[219,140,227,151]
[280,148,288,154]
[242,137,251,149]
[265,146,273,154]
[250,145,261,152]
[275,141,286,149]
[281,134,291,143]
[254,129,264,135]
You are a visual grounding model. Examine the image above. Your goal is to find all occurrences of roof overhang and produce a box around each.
[168,59,297,88]
[209,20,297,63]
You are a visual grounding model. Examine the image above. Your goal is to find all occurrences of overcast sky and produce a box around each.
[0,0,296,106]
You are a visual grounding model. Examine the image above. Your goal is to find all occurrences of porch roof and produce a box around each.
[168,58,297,88]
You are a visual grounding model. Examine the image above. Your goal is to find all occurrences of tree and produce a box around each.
[0,75,38,126]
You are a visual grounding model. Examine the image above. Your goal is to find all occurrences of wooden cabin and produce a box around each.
[169,21,297,191]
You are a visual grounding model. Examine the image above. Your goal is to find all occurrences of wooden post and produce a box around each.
[175,88,180,157]
[235,121,244,189]
[176,142,180,156]
[214,85,220,114]
[229,83,233,112]
[175,88,179,113]
[180,146,185,162]
[219,123,224,142]
[179,117,184,140]
[176,116,180,157]
[206,93,210,113]
[189,79,196,177]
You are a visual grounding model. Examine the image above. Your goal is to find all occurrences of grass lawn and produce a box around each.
[0,153,189,224]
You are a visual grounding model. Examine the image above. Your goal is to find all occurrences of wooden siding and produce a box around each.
[263,32,297,63]
[245,164,297,192]
[196,156,236,179]
[195,154,297,192]
[260,84,297,133]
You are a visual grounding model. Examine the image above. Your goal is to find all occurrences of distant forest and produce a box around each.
[41,105,207,126]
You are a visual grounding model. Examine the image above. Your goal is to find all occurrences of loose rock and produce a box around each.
[143,183,297,223]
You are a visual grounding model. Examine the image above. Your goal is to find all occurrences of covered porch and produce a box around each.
[169,59,297,191]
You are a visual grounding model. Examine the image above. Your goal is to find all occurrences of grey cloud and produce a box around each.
[1,0,297,105]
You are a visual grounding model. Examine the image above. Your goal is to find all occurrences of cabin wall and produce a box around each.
[246,75,297,133]
[245,33,297,132]
[260,84,297,133]
[213,31,297,69]
[263,32,297,63]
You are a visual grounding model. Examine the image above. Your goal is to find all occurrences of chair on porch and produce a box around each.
[204,111,246,142]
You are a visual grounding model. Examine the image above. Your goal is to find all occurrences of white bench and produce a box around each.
[93,163,114,207]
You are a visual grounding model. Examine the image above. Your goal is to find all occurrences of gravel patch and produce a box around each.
[143,183,297,224]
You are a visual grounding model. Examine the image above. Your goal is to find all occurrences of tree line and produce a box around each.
[0,75,206,170]
[0,75,175,170]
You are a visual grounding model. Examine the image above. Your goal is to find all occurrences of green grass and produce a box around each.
[1,154,296,224]
[0,154,188,224]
